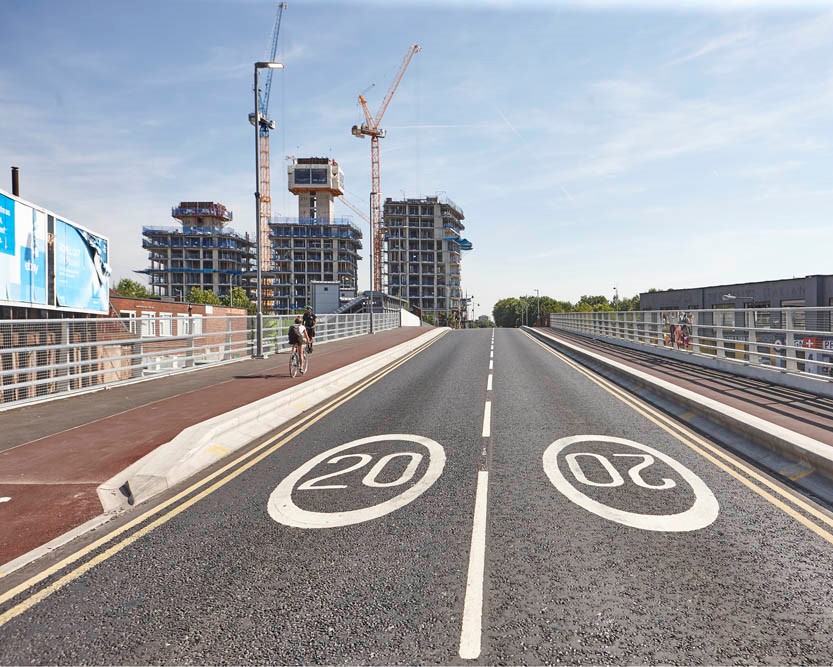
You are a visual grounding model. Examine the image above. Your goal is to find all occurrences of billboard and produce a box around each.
[55,219,110,313]
[0,188,110,314]
[0,191,48,307]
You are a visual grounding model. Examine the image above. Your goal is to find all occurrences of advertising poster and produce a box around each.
[0,192,48,306]
[55,218,110,313]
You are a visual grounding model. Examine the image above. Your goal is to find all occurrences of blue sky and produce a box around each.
[2,0,832,316]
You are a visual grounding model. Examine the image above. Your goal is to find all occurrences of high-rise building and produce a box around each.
[140,202,255,300]
[384,195,471,322]
[267,158,363,313]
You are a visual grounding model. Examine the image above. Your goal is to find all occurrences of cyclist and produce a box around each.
[288,315,310,372]
[302,306,317,352]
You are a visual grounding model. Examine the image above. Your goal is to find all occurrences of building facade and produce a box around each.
[639,274,833,312]
[140,202,255,301]
[384,195,471,322]
[266,158,363,313]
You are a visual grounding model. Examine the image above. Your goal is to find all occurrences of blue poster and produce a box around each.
[0,197,47,306]
[55,219,110,313]
[0,193,14,256]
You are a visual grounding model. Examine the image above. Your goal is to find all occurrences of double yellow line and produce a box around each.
[0,331,446,628]
[523,331,833,545]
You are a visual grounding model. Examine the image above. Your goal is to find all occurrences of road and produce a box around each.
[2,328,833,664]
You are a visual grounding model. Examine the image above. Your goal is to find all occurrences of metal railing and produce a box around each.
[0,311,402,410]
[549,307,833,381]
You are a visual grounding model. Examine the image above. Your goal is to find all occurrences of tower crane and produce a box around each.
[250,2,287,309]
[351,44,420,293]
[337,195,370,226]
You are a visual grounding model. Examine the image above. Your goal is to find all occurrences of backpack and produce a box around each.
[288,324,301,344]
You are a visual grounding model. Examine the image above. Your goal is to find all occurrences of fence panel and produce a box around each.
[549,307,833,381]
[0,309,405,409]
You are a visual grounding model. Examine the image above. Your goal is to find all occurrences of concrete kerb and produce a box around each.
[97,327,447,513]
[526,327,833,483]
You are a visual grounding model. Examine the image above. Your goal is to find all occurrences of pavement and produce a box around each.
[0,326,431,569]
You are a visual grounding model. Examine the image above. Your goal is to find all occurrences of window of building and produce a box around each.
[712,303,734,328]
[120,310,138,335]
[159,313,173,337]
[140,312,156,337]
[782,299,806,329]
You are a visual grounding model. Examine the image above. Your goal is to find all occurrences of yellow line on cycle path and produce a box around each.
[0,331,447,628]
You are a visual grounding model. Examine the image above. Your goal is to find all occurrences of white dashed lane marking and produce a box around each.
[481,401,492,438]
[459,470,489,660]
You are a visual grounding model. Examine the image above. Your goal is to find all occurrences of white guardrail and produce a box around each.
[549,307,833,382]
[0,311,401,409]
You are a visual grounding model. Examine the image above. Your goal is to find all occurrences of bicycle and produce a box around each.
[289,348,308,377]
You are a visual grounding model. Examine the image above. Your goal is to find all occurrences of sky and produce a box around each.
[2,0,833,318]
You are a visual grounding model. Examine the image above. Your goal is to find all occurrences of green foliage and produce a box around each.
[618,294,640,311]
[491,291,642,326]
[492,298,521,328]
[221,287,256,314]
[114,278,152,299]
[422,312,436,326]
[576,295,613,311]
[186,287,222,306]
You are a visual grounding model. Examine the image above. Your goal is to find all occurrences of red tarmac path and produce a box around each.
[0,327,428,568]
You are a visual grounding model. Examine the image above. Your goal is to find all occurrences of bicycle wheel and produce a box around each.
[290,352,299,378]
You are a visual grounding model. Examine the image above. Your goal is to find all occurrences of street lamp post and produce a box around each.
[535,289,540,326]
[613,286,619,313]
[369,191,376,334]
[253,60,283,358]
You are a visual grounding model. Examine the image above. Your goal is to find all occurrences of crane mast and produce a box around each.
[352,44,420,293]
[250,2,286,311]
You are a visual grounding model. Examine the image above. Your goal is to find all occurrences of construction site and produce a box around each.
[138,4,472,321]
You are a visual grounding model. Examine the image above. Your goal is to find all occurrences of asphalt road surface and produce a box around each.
[2,328,833,665]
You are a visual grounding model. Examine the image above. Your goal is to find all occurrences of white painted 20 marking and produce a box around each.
[268,434,445,529]
[543,435,719,532]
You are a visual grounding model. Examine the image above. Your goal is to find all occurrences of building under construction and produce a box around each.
[266,158,363,313]
[140,202,255,301]
[384,195,471,322]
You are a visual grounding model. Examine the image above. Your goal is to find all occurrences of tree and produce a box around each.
[618,294,640,311]
[493,298,521,328]
[114,278,152,299]
[575,295,613,311]
[221,286,255,314]
[186,287,222,306]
